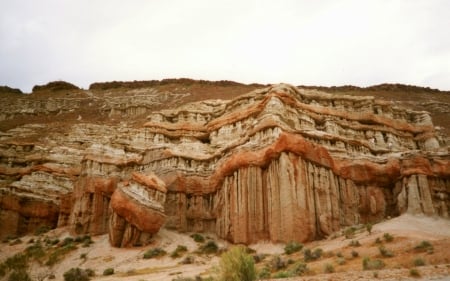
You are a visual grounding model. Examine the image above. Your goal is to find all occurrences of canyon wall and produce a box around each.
[0,83,448,245]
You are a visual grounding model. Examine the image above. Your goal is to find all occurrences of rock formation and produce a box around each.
[0,81,449,246]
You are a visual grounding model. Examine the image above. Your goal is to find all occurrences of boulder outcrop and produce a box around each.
[0,82,449,245]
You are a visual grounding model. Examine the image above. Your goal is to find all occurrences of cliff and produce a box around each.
[0,82,449,246]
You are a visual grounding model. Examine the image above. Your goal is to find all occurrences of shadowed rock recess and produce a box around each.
[0,83,449,246]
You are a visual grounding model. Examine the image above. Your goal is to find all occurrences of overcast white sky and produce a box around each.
[1,0,449,92]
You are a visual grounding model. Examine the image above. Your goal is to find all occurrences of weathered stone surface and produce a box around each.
[0,82,449,245]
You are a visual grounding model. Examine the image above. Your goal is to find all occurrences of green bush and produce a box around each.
[25,242,45,260]
[344,227,356,239]
[270,255,286,270]
[289,261,308,276]
[103,268,114,276]
[410,268,420,277]
[181,255,195,264]
[303,248,323,262]
[143,248,166,259]
[323,263,335,273]
[171,245,188,258]
[362,257,385,270]
[218,246,256,281]
[366,223,373,234]
[199,241,218,254]
[5,253,28,270]
[284,241,303,254]
[63,268,90,281]
[8,269,31,281]
[272,271,292,278]
[190,233,205,243]
[413,257,425,266]
[414,241,433,252]
[257,266,271,279]
[46,242,77,266]
[378,246,394,257]
[336,257,346,265]
[383,233,394,242]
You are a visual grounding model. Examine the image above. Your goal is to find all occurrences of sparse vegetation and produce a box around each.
[351,250,359,258]
[34,225,51,236]
[218,246,256,281]
[413,257,426,266]
[63,268,90,281]
[181,255,195,264]
[284,241,303,254]
[383,233,394,242]
[199,240,218,254]
[270,255,286,271]
[363,257,385,270]
[143,248,167,259]
[257,266,271,279]
[8,269,31,281]
[171,245,188,258]
[323,263,335,273]
[344,227,356,239]
[349,240,361,247]
[414,240,433,252]
[190,233,205,243]
[366,223,373,234]
[410,268,421,277]
[378,246,394,257]
[375,237,382,244]
[288,261,308,276]
[103,268,114,276]
[303,248,323,262]
[336,257,346,265]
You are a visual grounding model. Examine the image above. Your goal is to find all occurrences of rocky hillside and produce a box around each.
[0,79,449,247]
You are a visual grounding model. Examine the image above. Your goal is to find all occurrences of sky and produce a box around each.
[1,0,449,92]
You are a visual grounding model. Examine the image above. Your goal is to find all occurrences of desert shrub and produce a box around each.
[351,250,359,258]
[46,242,77,266]
[34,225,51,236]
[413,257,425,266]
[143,248,166,259]
[336,257,346,265]
[378,246,394,257]
[25,242,45,260]
[383,233,394,242]
[375,237,382,244]
[414,241,433,252]
[218,246,256,281]
[303,248,322,262]
[103,268,114,276]
[8,269,31,281]
[85,268,95,277]
[5,253,28,270]
[272,271,292,278]
[80,253,87,260]
[199,241,218,254]
[63,268,90,281]
[289,261,308,276]
[270,255,286,270]
[252,253,267,263]
[366,223,373,234]
[190,233,205,243]
[344,227,356,239]
[373,271,379,278]
[257,266,271,279]
[349,240,361,247]
[336,252,343,258]
[323,263,335,273]
[181,255,195,264]
[284,241,303,254]
[60,237,74,247]
[171,245,188,258]
[362,257,385,270]
[410,268,420,277]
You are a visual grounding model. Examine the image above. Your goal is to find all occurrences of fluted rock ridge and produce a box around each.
[0,83,448,245]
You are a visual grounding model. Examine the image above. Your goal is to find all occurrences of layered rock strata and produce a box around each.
[0,83,449,246]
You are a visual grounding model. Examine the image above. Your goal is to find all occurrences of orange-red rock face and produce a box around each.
[0,83,449,245]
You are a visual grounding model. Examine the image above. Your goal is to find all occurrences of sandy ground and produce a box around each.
[0,213,449,281]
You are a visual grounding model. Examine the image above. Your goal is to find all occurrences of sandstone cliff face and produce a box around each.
[0,83,449,245]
